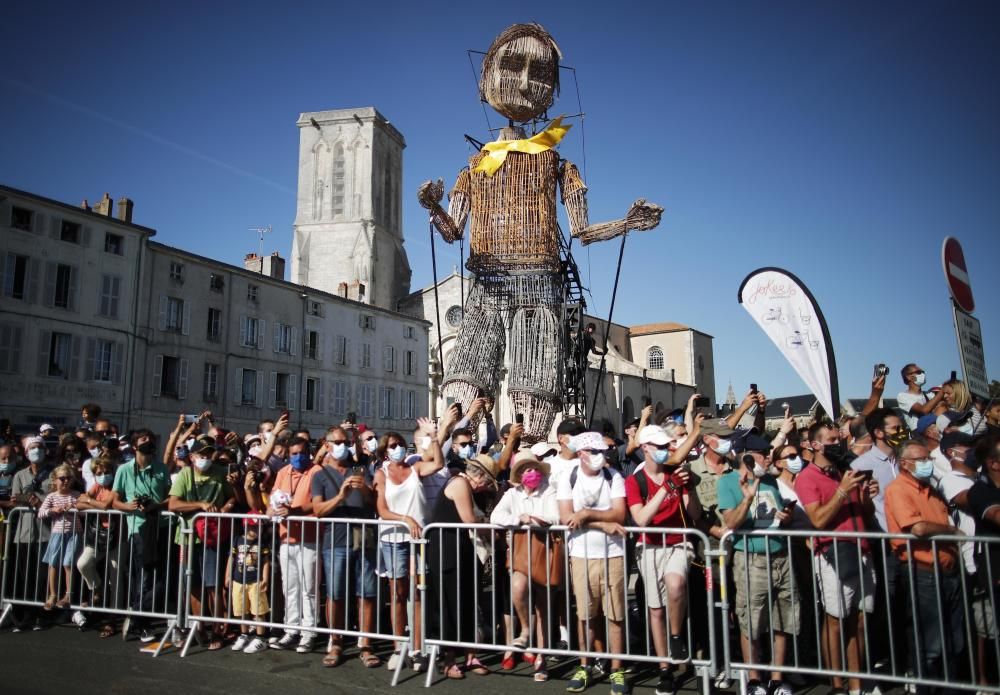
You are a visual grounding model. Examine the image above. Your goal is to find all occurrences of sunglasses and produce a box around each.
[328,439,347,445]
[57,476,72,482]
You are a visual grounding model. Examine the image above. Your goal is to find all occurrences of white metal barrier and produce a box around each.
[720,528,1000,695]
[0,507,187,656]
[418,522,719,689]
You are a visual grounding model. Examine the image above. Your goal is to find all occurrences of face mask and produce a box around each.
[823,442,850,467]
[290,452,308,471]
[457,444,473,459]
[913,372,926,387]
[332,443,349,460]
[886,429,910,448]
[419,436,432,450]
[175,445,189,460]
[0,462,14,475]
[192,457,212,472]
[585,453,606,471]
[520,469,543,490]
[136,442,156,456]
[913,458,934,480]
[88,447,101,459]
[27,448,44,464]
[670,436,688,452]
[651,448,669,465]
[365,438,378,453]
[710,438,733,456]
[97,473,114,487]
[784,456,804,474]
[389,445,406,463]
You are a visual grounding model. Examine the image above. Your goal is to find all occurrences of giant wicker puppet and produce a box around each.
[417,23,662,443]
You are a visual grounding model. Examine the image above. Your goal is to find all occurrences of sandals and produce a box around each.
[55,595,71,609]
[501,654,516,670]
[99,623,116,639]
[323,644,343,668]
[465,657,489,675]
[359,647,382,668]
[444,664,465,680]
[533,664,549,683]
[44,596,56,611]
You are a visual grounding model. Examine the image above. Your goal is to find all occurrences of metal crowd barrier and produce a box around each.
[180,512,415,685]
[418,522,719,690]
[0,506,187,656]
[720,528,1000,695]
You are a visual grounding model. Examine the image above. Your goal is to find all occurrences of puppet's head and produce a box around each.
[480,23,561,123]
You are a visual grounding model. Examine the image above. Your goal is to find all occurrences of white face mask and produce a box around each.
[88,447,101,458]
[262,431,274,443]
[193,457,211,472]
[585,453,606,471]
[784,456,804,474]
[27,448,45,464]
[752,462,766,479]
[331,443,348,460]
[365,438,378,453]
[457,444,473,459]
[710,438,732,456]
[913,372,926,387]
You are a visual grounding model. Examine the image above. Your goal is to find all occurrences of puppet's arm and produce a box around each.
[417,175,470,243]
[560,162,663,245]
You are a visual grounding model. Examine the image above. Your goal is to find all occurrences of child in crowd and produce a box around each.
[225,519,271,654]
[37,464,82,609]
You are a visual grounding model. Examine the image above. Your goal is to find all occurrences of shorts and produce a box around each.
[814,551,876,619]
[322,544,378,600]
[43,532,79,567]
[570,556,626,622]
[972,594,997,639]
[637,543,691,609]
[190,544,221,588]
[231,581,270,617]
[378,541,413,579]
[732,551,800,638]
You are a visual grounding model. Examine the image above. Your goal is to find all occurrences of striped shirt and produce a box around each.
[38,492,82,534]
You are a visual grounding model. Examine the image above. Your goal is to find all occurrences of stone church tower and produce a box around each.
[291,107,411,309]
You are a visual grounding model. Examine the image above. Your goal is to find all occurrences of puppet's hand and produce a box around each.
[625,199,663,232]
[417,179,445,210]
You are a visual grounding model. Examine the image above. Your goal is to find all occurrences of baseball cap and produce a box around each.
[569,431,608,452]
[39,423,56,434]
[700,418,736,438]
[940,431,974,453]
[741,434,772,453]
[557,419,585,437]
[530,441,558,458]
[191,435,217,455]
[637,425,670,446]
[915,414,938,435]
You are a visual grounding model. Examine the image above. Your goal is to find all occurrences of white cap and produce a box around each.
[530,441,558,458]
[39,423,55,434]
[568,432,608,452]
[637,425,670,446]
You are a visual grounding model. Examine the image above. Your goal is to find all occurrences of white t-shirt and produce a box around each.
[896,390,929,431]
[929,448,951,492]
[776,477,813,530]
[557,466,626,559]
[548,456,579,490]
[938,470,976,572]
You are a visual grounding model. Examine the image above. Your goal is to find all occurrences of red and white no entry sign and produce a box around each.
[942,236,975,314]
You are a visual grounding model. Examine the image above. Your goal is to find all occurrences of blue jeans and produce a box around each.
[321,544,377,601]
[901,565,964,692]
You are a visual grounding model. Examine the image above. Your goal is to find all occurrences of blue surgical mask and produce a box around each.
[290,452,309,471]
[365,438,378,454]
[457,444,473,459]
[0,462,14,475]
[784,456,804,474]
[97,473,114,487]
[913,459,934,481]
[332,443,349,460]
[389,445,406,463]
[27,448,45,464]
[651,448,669,465]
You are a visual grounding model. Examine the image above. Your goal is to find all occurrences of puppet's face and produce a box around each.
[482,35,557,123]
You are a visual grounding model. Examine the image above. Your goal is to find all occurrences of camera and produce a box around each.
[135,494,152,509]
[228,461,242,476]
[873,363,889,378]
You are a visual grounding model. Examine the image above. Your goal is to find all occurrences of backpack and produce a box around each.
[568,466,613,490]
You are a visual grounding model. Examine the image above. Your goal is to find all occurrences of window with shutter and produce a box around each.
[0,324,22,373]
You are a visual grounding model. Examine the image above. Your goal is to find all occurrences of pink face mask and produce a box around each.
[520,469,543,490]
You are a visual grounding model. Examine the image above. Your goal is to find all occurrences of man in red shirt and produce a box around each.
[626,422,702,695]
[794,422,878,695]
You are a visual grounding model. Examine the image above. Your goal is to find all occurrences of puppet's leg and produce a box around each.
[442,279,506,420]
[507,274,563,444]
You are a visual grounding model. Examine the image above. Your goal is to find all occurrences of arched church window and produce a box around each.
[646,346,664,370]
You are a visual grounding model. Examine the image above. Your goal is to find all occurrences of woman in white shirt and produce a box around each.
[490,452,560,681]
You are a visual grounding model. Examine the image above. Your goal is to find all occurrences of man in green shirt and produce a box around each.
[168,435,236,650]
[111,428,171,642]
[718,435,796,695]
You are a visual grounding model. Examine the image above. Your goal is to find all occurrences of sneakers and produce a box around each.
[768,680,794,695]
[139,629,156,644]
[591,658,608,680]
[411,652,428,672]
[609,669,630,695]
[243,637,267,654]
[668,634,689,662]
[655,669,676,695]
[566,666,590,692]
[270,632,298,650]
[714,672,733,690]
[295,636,315,654]
[232,634,250,651]
[387,652,408,671]
[746,679,768,695]
[71,610,87,629]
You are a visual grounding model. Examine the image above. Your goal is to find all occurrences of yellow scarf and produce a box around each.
[472,116,571,176]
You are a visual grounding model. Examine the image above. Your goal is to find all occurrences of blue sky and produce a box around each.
[3,0,998,405]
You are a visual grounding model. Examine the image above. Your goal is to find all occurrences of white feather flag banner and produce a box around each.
[738,268,841,420]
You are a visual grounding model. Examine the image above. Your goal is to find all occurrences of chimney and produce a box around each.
[80,199,91,212]
[93,192,113,216]
[338,282,348,298]
[244,253,262,274]
[116,197,134,223]
[263,251,285,281]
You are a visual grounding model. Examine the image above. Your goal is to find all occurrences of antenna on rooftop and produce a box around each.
[248,226,272,269]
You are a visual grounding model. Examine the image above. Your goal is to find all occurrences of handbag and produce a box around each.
[194,515,231,549]
[821,540,861,581]
[510,529,564,586]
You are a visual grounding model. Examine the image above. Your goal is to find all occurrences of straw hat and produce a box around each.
[510,451,550,484]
